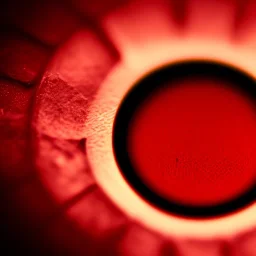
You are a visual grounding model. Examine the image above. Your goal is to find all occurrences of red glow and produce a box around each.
[0,0,255,254]
[128,77,256,206]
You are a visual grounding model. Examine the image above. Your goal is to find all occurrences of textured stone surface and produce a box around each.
[34,75,90,139]
[33,28,118,140]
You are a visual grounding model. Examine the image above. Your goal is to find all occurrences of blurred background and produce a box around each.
[0,0,255,255]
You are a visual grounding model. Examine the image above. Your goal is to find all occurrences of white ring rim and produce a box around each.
[85,38,256,239]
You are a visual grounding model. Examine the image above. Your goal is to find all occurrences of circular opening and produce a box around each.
[113,60,256,218]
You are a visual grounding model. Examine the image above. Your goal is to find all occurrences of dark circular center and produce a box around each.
[113,60,256,218]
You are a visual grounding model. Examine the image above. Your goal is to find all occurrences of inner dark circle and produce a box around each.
[112,60,256,219]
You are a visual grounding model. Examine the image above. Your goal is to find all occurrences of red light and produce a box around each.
[128,76,256,206]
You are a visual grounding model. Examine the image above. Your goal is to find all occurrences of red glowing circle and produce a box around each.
[113,61,256,216]
[128,77,256,206]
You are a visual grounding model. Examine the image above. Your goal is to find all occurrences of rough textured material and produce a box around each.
[34,75,90,139]
[32,28,118,203]
[0,27,51,84]
[33,75,96,203]
[33,29,118,140]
